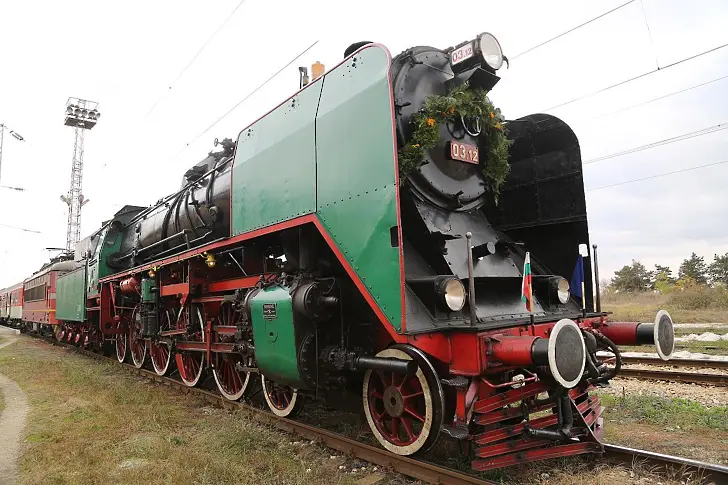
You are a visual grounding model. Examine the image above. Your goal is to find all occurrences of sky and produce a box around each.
[1,0,727,288]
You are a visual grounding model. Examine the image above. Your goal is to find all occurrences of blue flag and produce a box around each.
[571,255,584,300]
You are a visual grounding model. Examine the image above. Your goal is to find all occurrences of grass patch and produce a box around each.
[674,326,726,336]
[681,339,728,355]
[0,391,4,413]
[620,339,728,355]
[602,291,728,324]
[600,393,728,432]
[0,337,366,485]
[599,392,728,464]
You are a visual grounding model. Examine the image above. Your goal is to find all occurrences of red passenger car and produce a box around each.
[21,260,75,333]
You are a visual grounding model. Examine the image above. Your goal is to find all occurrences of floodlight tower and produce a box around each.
[61,97,100,252]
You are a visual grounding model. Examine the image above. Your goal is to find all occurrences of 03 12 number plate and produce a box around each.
[450,42,474,65]
[448,141,479,164]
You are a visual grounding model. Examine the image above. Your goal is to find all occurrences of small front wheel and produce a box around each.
[261,375,304,417]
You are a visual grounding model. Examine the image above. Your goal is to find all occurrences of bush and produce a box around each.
[668,285,728,310]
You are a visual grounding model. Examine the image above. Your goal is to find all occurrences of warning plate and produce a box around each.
[263,303,277,320]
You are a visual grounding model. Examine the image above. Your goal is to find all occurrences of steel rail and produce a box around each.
[620,355,728,370]
[19,332,728,484]
[604,444,728,484]
[618,368,728,386]
[31,334,497,485]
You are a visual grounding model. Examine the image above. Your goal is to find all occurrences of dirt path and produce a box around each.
[0,339,28,485]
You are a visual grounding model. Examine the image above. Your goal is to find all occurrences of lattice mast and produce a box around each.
[61,98,100,252]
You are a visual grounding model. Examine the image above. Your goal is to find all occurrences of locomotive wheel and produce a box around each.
[212,303,250,401]
[261,375,304,417]
[129,305,147,369]
[177,305,205,387]
[362,346,445,456]
[150,310,174,376]
[115,326,128,363]
[54,325,64,341]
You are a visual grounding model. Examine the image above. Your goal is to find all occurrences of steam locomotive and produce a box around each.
[1,33,676,470]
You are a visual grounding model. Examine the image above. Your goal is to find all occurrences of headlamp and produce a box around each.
[477,33,504,70]
[449,32,505,73]
[550,277,570,304]
[437,277,466,312]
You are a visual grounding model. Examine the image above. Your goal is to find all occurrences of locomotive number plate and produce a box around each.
[451,42,474,65]
[449,141,479,164]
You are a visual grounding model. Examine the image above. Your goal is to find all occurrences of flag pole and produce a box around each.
[581,250,587,318]
[522,251,535,333]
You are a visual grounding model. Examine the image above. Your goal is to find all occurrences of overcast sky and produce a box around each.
[1,0,727,289]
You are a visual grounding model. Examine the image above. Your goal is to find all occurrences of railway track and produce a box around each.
[620,355,728,370]
[7,328,728,485]
[604,444,728,485]
[618,368,728,386]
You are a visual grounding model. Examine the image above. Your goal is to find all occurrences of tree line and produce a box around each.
[609,252,728,293]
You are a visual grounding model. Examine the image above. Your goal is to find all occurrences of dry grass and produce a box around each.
[619,340,728,356]
[603,291,728,324]
[0,337,375,485]
[598,393,728,465]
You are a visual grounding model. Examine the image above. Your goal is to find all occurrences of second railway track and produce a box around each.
[618,368,728,386]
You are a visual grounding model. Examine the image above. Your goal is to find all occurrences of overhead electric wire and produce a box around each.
[176,40,319,156]
[583,121,728,165]
[585,73,728,122]
[510,0,636,60]
[0,222,41,234]
[143,0,249,119]
[541,41,728,112]
[586,160,728,191]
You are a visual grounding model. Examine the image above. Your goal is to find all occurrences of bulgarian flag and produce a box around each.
[521,252,534,313]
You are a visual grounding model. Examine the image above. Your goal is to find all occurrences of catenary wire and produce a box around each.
[176,40,319,156]
[0,222,41,234]
[510,0,636,60]
[143,0,250,119]
[586,160,728,191]
[583,122,728,165]
[541,41,728,112]
[583,73,728,122]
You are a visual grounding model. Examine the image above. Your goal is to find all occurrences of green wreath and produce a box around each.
[398,82,512,201]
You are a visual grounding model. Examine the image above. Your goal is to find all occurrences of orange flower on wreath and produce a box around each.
[489,112,495,119]
[426,118,436,127]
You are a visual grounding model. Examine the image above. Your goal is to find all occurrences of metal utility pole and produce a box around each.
[61,98,100,252]
[0,123,25,186]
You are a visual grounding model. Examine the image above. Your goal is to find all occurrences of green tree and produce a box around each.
[708,253,728,285]
[612,260,652,292]
[652,264,676,292]
[678,252,708,285]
